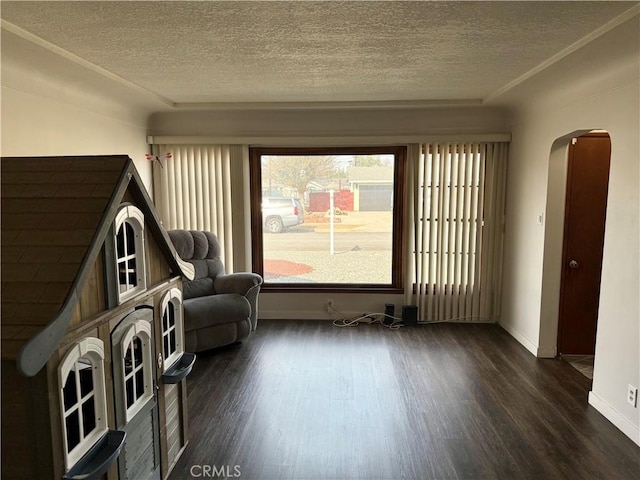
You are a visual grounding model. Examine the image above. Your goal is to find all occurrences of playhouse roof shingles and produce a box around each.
[1,156,128,359]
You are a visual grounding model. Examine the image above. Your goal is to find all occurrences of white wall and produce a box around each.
[148,105,508,139]
[1,28,163,190]
[497,17,639,444]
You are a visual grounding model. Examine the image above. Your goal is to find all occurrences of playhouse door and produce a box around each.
[111,307,161,480]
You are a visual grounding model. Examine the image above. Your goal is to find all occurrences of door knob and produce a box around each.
[569,260,579,269]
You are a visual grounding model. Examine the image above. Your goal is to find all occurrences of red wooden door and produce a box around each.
[557,133,611,355]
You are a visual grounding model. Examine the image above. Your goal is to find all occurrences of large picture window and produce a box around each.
[250,146,406,291]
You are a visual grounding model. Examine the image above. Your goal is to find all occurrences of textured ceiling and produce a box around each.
[1,1,636,105]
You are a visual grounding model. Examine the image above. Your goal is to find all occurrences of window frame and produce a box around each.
[249,146,406,293]
[114,204,147,303]
[58,337,108,470]
[120,320,154,423]
[159,288,184,371]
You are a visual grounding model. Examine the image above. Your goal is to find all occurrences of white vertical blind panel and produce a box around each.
[224,149,234,268]
[465,145,476,316]
[405,141,508,323]
[201,149,212,233]
[152,144,236,268]
[480,143,496,317]
[457,146,466,318]
[208,146,218,232]
[470,145,485,317]
[441,145,450,320]
[480,142,508,321]
[194,147,204,228]
[187,146,197,227]
[457,144,470,318]
[424,144,438,321]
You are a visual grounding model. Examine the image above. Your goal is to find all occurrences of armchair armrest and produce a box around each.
[214,272,263,297]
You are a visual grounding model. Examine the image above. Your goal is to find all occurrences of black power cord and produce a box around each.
[332,312,404,330]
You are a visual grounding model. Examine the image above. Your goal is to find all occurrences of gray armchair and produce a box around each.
[167,230,263,352]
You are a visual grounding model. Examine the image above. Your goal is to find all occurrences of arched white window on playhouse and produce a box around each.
[58,337,108,470]
[121,320,154,422]
[114,204,146,303]
[160,288,185,371]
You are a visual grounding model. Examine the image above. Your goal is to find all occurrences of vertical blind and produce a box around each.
[404,142,508,323]
[152,144,238,270]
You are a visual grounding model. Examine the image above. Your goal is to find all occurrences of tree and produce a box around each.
[263,155,337,198]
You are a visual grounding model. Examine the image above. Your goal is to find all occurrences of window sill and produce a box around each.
[125,392,154,423]
[63,430,126,480]
[261,284,404,294]
[118,284,147,304]
[162,353,196,384]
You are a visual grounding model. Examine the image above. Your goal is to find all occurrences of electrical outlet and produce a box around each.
[326,299,334,314]
[627,385,638,407]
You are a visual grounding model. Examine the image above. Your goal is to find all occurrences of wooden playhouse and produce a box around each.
[1,155,196,479]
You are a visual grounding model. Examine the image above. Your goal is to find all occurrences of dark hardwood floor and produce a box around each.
[169,320,640,480]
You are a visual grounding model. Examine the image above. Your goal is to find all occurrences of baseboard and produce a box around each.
[498,322,538,357]
[536,345,557,358]
[588,391,640,446]
[260,310,355,320]
[262,311,502,323]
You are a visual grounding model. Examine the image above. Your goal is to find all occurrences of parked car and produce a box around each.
[262,197,305,233]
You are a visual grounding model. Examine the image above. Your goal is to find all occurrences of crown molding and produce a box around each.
[485,4,640,104]
[1,20,174,108]
[171,99,484,111]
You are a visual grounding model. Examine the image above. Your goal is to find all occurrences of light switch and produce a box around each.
[537,213,544,226]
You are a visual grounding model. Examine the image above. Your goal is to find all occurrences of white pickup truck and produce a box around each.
[262,197,305,233]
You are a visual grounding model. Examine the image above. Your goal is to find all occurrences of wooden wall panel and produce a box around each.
[122,190,136,204]
[1,361,54,479]
[165,383,180,463]
[164,382,185,472]
[123,408,157,480]
[46,350,66,479]
[72,250,106,328]
[1,361,35,479]
[69,303,83,330]
[146,230,172,287]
